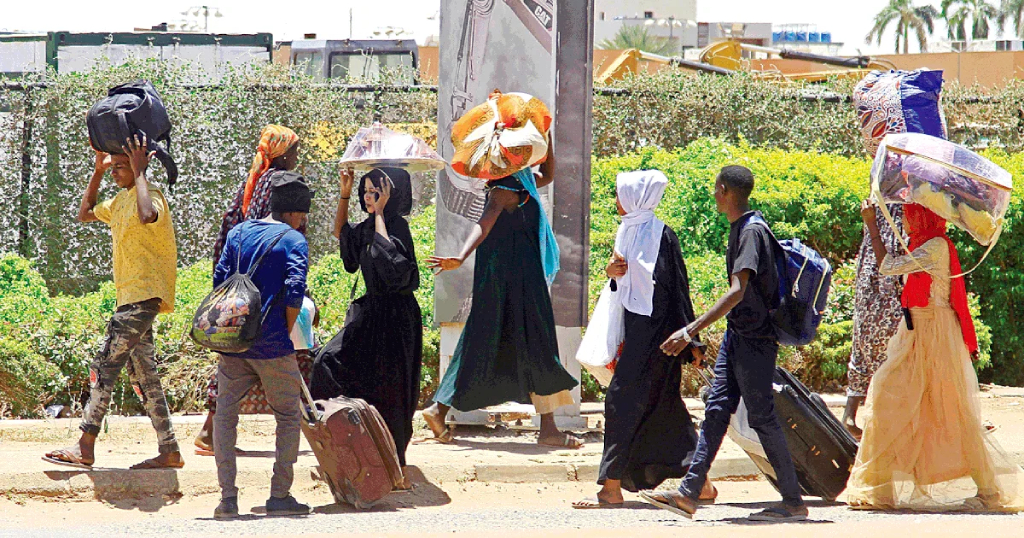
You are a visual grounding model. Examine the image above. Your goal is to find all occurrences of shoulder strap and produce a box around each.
[243,229,292,278]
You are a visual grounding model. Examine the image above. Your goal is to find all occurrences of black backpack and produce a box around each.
[191,231,289,353]
[87,80,178,186]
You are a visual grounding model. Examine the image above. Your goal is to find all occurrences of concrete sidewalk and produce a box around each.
[2,388,1021,503]
[0,402,758,501]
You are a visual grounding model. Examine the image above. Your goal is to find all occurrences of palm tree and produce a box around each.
[999,0,1024,38]
[599,25,677,55]
[942,0,999,41]
[866,0,941,53]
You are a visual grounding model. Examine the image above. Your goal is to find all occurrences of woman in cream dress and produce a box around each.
[846,201,1023,512]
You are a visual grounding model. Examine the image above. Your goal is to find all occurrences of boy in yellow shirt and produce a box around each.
[43,134,183,470]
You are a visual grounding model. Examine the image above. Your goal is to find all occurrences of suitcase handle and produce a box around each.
[298,377,321,423]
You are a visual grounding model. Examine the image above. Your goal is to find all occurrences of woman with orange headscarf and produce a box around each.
[847,201,1023,512]
[196,125,302,454]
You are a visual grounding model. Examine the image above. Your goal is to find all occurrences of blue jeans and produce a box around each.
[678,329,804,506]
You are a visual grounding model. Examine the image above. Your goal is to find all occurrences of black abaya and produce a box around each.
[598,225,701,492]
[309,214,422,467]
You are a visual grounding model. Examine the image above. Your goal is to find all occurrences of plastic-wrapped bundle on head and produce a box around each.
[871,133,1012,247]
[853,69,946,156]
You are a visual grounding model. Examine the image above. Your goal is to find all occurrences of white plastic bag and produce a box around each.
[576,281,625,388]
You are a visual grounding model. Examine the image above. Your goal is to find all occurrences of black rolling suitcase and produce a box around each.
[698,366,859,501]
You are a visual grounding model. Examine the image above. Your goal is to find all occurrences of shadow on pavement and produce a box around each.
[43,468,183,513]
[312,465,452,514]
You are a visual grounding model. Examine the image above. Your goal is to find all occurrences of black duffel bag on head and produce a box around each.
[87,80,178,186]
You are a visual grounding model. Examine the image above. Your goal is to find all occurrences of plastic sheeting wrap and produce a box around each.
[871,133,1013,246]
[338,122,446,173]
[853,70,946,155]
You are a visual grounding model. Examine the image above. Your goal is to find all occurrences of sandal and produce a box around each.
[413,428,455,445]
[572,496,624,509]
[640,490,695,519]
[538,433,583,450]
[41,449,93,470]
[747,504,808,522]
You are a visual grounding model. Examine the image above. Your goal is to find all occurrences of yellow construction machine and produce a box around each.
[595,40,896,85]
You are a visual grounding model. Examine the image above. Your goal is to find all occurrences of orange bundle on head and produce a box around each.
[450,90,552,181]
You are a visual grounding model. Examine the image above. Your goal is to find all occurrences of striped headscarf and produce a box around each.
[243,125,299,214]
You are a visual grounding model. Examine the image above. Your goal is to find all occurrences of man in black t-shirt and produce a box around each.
[641,166,807,521]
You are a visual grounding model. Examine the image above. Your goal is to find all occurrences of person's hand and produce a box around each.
[122,134,154,179]
[690,345,707,369]
[971,350,980,363]
[93,149,112,175]
[861,198,880,231]
[339,167,355,199]
[372,175,392,214]
[427,256,463,275]
[606,252,627,279]
[661,323,696,357]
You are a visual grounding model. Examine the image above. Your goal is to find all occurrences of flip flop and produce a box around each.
[572,496,624,509]
[640,490,695,519]
[413,428,455,445]
[747,505,808,522]
[538,433,583,450]
[130,457,185,470]
[42,450,93,470]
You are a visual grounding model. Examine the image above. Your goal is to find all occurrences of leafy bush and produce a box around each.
[0,336,60,417]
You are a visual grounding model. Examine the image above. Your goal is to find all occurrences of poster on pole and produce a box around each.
[435,0,556,323]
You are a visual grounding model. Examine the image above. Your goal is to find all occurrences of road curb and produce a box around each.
[0,456,761,500]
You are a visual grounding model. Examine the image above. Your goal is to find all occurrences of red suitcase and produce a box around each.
[299,382,404,508]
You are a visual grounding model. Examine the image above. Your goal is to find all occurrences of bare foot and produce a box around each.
[422,406,452,442]
[698,480,718,503]
[573,488,624,509]
[130,451,185,470]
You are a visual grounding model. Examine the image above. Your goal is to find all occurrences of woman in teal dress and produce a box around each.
[425,158,581,449]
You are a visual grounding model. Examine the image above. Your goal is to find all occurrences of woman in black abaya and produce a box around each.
[574,170,714,508]
[309,167,422,472]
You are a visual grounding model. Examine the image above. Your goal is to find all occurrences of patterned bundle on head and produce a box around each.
[450,90,551,181]
[853,70,946,156]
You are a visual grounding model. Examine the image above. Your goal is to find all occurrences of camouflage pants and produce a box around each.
[80,298,180,454]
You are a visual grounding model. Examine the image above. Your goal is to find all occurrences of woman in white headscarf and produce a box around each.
[574,170,714,509]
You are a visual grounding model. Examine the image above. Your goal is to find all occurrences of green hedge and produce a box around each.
[1,137,1015,417]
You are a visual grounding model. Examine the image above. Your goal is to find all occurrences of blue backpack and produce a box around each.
[746,215,833,347]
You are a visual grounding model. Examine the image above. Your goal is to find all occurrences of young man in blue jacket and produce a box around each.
[642,165,807,522]
[212,173,312,519]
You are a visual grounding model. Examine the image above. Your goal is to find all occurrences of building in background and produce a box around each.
[695,21,772,49]
[0,31,272,79]
[594,0,697,53]
[772,23,842,56]
[930,39,1024,53]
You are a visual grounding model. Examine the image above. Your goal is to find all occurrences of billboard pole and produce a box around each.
[549,0,595,429]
